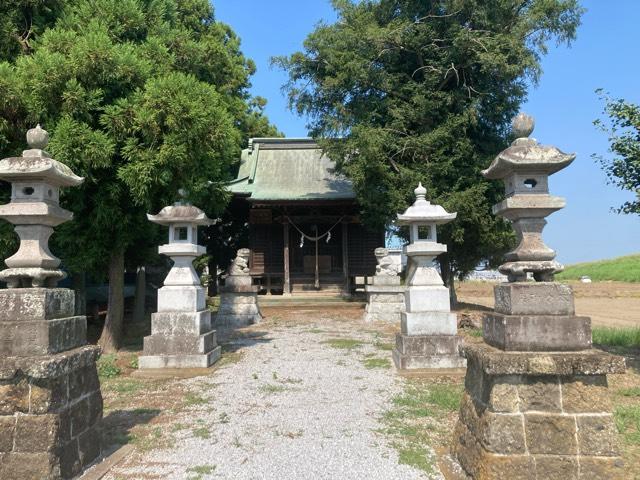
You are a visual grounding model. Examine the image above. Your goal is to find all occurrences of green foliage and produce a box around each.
[97,353,122,378]
[322,338,365,349]
[592,327,640,348]
[362,357,392,369]
[615,405,640,446]
[556,254,640,283]
[594,91,640,215]
[277,0,583,281]
[0,0,278,278]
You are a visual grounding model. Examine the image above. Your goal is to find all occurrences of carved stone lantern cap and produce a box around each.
[0,125,84,187]
[147,204,213,226]
[482,113,576,180]
[397,183,456,225]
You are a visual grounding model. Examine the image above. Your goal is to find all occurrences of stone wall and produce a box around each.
[0,346,102,479]
[452,343,625,479]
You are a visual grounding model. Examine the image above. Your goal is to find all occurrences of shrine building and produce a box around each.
[226,138,383,295]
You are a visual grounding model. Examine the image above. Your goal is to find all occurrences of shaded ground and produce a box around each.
[457,280,640,328]
[87,300,639,480]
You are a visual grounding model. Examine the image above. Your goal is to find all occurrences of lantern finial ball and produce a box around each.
[512,112,535,139]
[26,124,49,150]
[414,182,427,200]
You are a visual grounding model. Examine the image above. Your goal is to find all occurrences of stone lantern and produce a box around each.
[0,124,83,288]
[392,183,465,370]
[452,114,625,480]
[139,195,221,369]
[0,126,103,479]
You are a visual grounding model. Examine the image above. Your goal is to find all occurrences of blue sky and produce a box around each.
[214,0,639,265]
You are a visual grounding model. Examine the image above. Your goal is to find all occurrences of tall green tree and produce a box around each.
[277,0,583,301]
[594,91,640,215]
[0,0,277,350]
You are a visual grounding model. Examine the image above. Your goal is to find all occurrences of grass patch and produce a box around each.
[426,384,463,411]
[382,380,463,475]
[187,464,216,480]
[374,342,394,351]
[615,405,640,446]
[192,427,211,439]
[465,328,483,338]
[107,380,144,395]
[308,328,324,334]
[97,354,121,379]
[362,357,392,369]
[260,383,287,394]
[593,327,640,348]
[398,446,435,473]
[217,349,244,367]
[322,338,365,349]
[556,254,640,282]
[184,392,208,406]
[618,387,640,397]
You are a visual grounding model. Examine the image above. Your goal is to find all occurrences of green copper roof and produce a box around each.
[227,138,355,201]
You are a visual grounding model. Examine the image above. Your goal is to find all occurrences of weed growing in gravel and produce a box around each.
[232,435,242,447]
[322,338,365,349]
[336,359,347,366]
[308,328,324,334]
[107,380,144,395]
[281,377,303,384]
[398,446,436,473]
[97,354,121,379]
[252,373,258,379]
[186,464,216,480]
[260,383,287,394]
[374,341,394,351]
[193,427,211,439]
[219,412,230,424]
[128,355,139,369]
[171,423,187,432]
[184,393,208,406]
[362,358,392,369]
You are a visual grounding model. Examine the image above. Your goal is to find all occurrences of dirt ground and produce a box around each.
[457,280,640,328]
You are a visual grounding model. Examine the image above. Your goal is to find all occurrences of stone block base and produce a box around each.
[138,346,221,369]
[157,285,205,312]
[401,311,458,336]
[494,282,575,315]
[216,291,262,328]
[393,333,466,370]
[364,285,404,323]
[0,346,103,479]
[452,343,625,479]
[0,288,87,356]
[140,310,219,369]
[484,312,591,351]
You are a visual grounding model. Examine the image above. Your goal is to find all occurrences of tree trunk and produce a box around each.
[132,266,146,324]
[439,255,458,308]
[98,248,125,353]
[71,271,87,316]
[207,258,217,297]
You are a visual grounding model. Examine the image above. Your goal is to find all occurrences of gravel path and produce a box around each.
[104,318,442,480]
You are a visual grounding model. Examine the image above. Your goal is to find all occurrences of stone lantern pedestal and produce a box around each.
[452,114,625,479]
[0,126,102,479]
[215,249,263,328]
[391,184,465,370]
[364,248,404,323]
[139,201,221,369]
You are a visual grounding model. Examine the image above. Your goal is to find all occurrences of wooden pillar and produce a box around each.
[314,225,320,289]
[283,221,291,295]
[342,222,350,295]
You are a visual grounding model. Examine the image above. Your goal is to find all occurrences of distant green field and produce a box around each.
[556,254,640,283]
